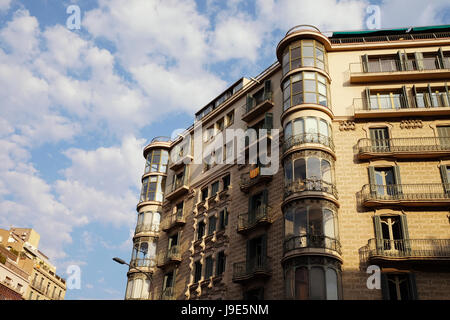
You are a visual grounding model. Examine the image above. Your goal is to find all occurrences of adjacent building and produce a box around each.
[0,228,66,300]
[126,24,450,300]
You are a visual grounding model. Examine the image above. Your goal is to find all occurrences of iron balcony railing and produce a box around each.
[160,287,175,300]
[331,31,450,45]
[170,174,189,193]
[285,178,338,199]
[129,258,157,269]
[237,205,272,231]
[158,245,181,266]
[354,94,450,113]
[357,137,450,154]
[161,210,185,231]
[135,223,159,234]
[242,91,273,115]
[239,167,272,190]
[283,133,335,153]
[232,256,272,280]
[350,56,450,74]
[360,238,450,261]
[151,136,171,143]
[284,234,342,255]
[361,183,450,203]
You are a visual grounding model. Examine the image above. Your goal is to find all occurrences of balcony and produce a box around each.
[161,210,185,232]
[135,223,159,235]
[129,258,156,270]
[283,133,335,156]
[283,234,342,260]
[356,137,450,160]
[169,152,193,171]
[284,179,338,202]
[353,95,450,119]
[241,92,274,122]
[165,176,189,201]
[360,183,450,207]
[232,256,272,283]
[160,287,175,300]
[240,167,273,193]
[349,56,450,83]
[237,205,272,235]
[157,246,182,268]
[360,238,450,265]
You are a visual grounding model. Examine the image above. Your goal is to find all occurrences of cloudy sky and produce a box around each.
[0,0,449,300]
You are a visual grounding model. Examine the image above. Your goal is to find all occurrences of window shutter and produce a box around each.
[445,82,450,107]
[393,166,403,195]
[397,51,405,71]
[427,84,434,107]
[401,85,409,109]
[246,94,254,112]
[439,165,450,194]
[368,166,376,196]
[364,88,371,110]
[264,79,272,100]
[408,273,418,300]
[412,85,419,108]
[438,48,445,69]
[380,273,390,300]
[362,54,369,72]
[264,112,273,131]
[373,215,384,254]
[399,215,411,254]
[414,52,424,71]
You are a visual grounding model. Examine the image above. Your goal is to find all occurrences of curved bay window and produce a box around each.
[131,237,157,268]
[283,71,330,111]
[136,211,161,233]
[284,150,336,198]
[284,200,340,254]
[125,276,150,300]
[140,175,166,202]
[282,39,328,75]
[145,149,169,174]
[284,256,342,300]
[284,116,333,151]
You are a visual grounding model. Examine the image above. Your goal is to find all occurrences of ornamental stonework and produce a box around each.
[339,121,356,131]
[400,119,423,129]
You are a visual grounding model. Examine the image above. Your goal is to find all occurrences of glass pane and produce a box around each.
[294,206,307,237]
[285,268,295,299]
[294,158,306,181]
[292,93,303,106]
[319,119,328,137]
[285,207,294,237]
[292,74,302,82]
[282,51,289,66]
[304,92,317,103]
[285,122,292,140]
[309,205,323,236]
[323,209,335,238]
[291,47,301,59]
[303,57,314,67]
[152,212,160,230]
[303,72,315,80]
[302,46,314,57]
[292,81,303,94]
[293,119,304,136]
[291,59,301,70]
[325,269,338,300]
[283,86,291,101]
[315,48,324,60]
[321,159,331,183]
[295,267,309,300]
[307,157,320,180]
[132,279,142,299]
[304,80,316,92]
[305,118,318,134]
[310,267,325,299]
[285,160,293,184]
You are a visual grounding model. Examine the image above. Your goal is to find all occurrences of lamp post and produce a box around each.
[113,257,153,300]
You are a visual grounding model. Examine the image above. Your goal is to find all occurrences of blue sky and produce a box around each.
[0,0,449,300]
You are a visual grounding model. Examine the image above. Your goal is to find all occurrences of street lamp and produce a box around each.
[113,257,153,299]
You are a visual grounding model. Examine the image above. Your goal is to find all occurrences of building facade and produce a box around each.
[0,228,66,300]
[126,25,450,300]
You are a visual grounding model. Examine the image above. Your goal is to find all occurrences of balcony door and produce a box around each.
[246,235,267,272]
[248,190,268,224]
[369,127,390,152]
[374,215,410,255]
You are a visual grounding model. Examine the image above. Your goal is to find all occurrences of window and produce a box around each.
[222,174,230,190]
[373,215,409,253]
[439,165,450,194]
[216,118,224,133]
[225,110,234,127]
[175,202,183,217]
[126,277,150,299]
[284,200,339,251]
[369,127,390,152]
[205,256,213,278]
[131,238,157,267]
[248,190,268,224]
[197,220,205,240]
[162,270,175,297]
[368,91,403,110]
[282,71,329,111]
[282,39,327,75]
[285,257,341,300]
[219,208,228,230]
[382,273,417,300]
[145,149,169,173]
[284,116,332,149]
[368,166,402,197]
[216,251,226,276]
[136,211,160,232]
[140,175,166,202]
[413,85,450,108]
[204,125,215,142]
[284,153,334,188]
[194,260,202,283]
[208,215,216,235]
[246,235,267,270]
[211,181,219,197]
[201,187,208,202]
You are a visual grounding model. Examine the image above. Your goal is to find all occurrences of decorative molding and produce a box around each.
[400,119,423,129]
[339,121,355,131]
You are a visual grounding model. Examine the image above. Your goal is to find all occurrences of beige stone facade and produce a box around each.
[126,25,450,300]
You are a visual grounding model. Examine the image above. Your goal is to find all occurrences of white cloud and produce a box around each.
[0,0,11,11]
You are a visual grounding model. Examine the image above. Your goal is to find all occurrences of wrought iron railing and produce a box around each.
[350,57,450,74]
[357,137,450,154]
[240,167,272,187]
[158,246,181,266]
[285,178,338,199]
[242,91,273,114]
[237,205,272,231]
[331,31,450,45]
[284,234,342,255]
[232,256,272,279]
[130,258,157,268]
[283,133,335,153]
[354,94,450,113]
[360,238,450,261]
[160,287,175,300]
[161,210,185,230]
[361,183,450,203]
[151,136,171,143]
[170,174,189,193]
[135,223,159,234]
